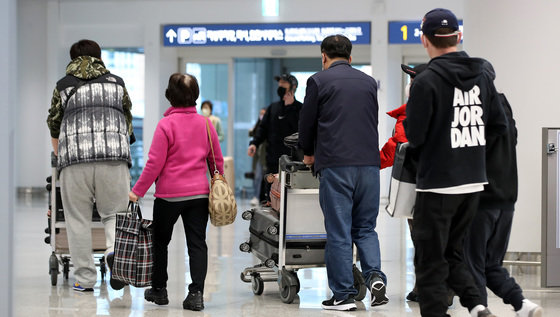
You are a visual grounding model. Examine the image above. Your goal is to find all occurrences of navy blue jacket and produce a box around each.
[298,60,380,172]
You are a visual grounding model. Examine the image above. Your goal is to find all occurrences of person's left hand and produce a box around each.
[283,91,295,105]
[129,191,139,202]
[303,155,315,166]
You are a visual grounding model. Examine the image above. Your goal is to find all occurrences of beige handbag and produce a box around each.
[206,119,237,226]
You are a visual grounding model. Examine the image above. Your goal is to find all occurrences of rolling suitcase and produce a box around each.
[247,208,279,267]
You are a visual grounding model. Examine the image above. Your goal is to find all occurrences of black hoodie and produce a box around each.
[404,51,507,191]
[480,93,517,209]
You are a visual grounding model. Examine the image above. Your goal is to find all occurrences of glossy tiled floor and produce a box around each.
[14,194,560,316]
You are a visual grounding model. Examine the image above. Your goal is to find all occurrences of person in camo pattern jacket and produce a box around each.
[47,39,133,293]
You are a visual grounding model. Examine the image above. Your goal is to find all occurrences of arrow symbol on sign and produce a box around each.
[166,29,177,43]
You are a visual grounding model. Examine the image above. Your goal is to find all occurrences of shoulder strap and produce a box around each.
[62,73,114,108]
[206,119,218,174]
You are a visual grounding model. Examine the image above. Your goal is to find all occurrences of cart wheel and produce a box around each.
[251,275,264,295]
[279,283,297,304]
[100,256,106,283]
[353,264,367,301]
[50,269,58,286]
[63,257,70,280]
[49,253,59,286]
[294,273,300,294]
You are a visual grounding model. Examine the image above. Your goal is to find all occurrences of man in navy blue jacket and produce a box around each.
[299,34,387,311]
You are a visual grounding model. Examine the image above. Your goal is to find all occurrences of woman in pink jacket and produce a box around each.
[129,73,224,311]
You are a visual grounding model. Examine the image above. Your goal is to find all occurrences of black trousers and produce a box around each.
[151,198,209,293]
[464,208,524,310]
[412,192,483,317]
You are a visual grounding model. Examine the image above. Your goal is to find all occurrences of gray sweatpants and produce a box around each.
[59,161,130,288]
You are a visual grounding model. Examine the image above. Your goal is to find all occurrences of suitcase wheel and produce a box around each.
[266,225,278,235]
[264,258,275,268]
[242,210,253,220]
[239,242,251,253]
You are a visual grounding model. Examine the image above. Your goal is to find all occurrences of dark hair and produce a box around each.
[320,35,352,60]
[201,100,213,112]
[70,39,102,60]
[424,28,459,49]
[165,73,199,107]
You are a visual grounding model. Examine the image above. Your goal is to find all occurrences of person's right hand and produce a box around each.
[248,144,257,157]
[129,191,139,202]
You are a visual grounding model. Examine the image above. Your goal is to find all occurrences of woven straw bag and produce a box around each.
[206,119,237,226]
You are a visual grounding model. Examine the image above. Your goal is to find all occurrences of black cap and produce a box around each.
[421,8,459,37]
[274,74,298,88]
[401,64,428,78]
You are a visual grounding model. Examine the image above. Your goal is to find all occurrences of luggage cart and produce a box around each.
[45,152,107,286]
[240,154,367,303]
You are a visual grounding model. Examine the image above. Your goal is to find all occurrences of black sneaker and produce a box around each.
[144,287,169,305]
[406,290,418,302]
[321,297,357,311]
[369,276,389,307]
[183,291,204,311]
[106,252,126,290]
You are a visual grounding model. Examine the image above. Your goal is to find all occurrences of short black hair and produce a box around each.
[165,73,199,108]
[70,39,102,60]
[424,28,459,49]
[201,100,213,112]
[320,35,352,60]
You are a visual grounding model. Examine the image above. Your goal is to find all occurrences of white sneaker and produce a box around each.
[516,299,543,317]
[470,305,496,317]
[250,197,259,206]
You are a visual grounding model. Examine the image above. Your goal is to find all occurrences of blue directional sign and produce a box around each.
[388,20,463,44]
[163,22,371,46]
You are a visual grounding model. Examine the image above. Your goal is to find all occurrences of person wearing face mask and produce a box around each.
[247,74,302,176]
[201,100,224,142]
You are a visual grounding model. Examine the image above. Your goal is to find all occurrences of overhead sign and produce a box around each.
[163,22,371,46]
[388,20,463,44]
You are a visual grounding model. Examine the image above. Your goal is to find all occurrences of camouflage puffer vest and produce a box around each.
[56,73,131,170]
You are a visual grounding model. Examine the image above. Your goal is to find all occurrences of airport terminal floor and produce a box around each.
[14,194,560,316]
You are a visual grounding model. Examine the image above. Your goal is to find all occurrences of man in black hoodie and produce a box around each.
[464,91,543,317]
[404,8,507,317]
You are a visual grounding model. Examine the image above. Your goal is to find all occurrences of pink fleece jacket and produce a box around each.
[132,106,224,198]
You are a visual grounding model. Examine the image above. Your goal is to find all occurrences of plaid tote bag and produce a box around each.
[113,202,153,287]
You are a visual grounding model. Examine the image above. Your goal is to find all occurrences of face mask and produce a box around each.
[405,82,411,99]
[259,114,264,120]
[202,108,211,117]
[277,86,287,99]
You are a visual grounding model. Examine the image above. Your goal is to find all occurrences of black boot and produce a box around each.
[183,291,204,311]
[144,287,169,305]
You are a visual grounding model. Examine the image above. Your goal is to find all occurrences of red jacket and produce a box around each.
[380,104,408,169]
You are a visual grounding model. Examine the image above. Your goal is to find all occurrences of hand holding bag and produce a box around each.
[112,201,153,287]
[206,119,237,226]
[386,142,417,218]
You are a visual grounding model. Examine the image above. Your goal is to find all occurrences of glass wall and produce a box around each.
[186,63,229,153]
[234,58,275,195]
[101,48,145,186]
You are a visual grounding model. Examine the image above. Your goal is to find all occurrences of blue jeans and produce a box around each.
[319,166,386,300]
